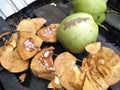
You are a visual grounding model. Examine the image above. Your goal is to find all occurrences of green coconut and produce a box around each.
[57,12,98,53]
[71,0,107,24]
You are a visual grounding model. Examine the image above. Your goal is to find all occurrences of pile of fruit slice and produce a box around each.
[0,17,120,90]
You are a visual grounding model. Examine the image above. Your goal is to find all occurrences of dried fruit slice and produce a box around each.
[30,46,55,80]
[86,70,108,90]
[81,57,109,90]
[54,52,84,90]
[54,52,77,77]
[93,47,120,86]
[60,64,84,90]
[48,75,62,89]
[0,48,29,73]
[3,32,18,51]
[83,77,96,90]
[17,32,43,60]
[0,32,18,65]
[37,24,59,43]
[85,42,101,54]
[17,18,46,34]
[83,46,120,88]
[19,73,27,83]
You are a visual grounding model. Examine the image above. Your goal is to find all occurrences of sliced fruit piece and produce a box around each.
[17,32,43,60]
[48,75,62,89]
[60,64,84,90]
[37,24,59,43]
[85,42,101,54]
[3,32,18,51]
[86,69,108,90]
[82,46,120,87]
[93,47,120,86]
[19,73,27,83]
[17,18,46,34]
[30,46,55,80]
[54,52,77,77]
[54,52,84,90]
[0,48,29,73]
[83,77,96,90]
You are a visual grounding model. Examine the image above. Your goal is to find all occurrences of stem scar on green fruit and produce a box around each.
[64,17,89,30]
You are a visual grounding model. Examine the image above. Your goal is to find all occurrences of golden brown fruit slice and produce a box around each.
[17,18,47,34]
[82,46,120,89]
[92,47,120,86]
[19,73,27,83]
[81,58,109,90]
[83,77,96,90]
[3,32,18,51]
[86,70,107,90]
[60,64,85,90]
[17,32,43,60]
[85,42,101,54]
[48,75,62,89]
[54,52,84,90]
[54,52,77,77]
[37,24,59,43]
[0,32,18,65]
[30,46,55,80]
[0,48,29,73]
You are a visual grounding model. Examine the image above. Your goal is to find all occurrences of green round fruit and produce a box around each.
[71,0,107,24]
[57,12,98,53]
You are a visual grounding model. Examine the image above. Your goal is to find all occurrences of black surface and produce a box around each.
[0,17,12,34]
[34,4,67,25]
[0,0,120,90]
[107,0,120,12]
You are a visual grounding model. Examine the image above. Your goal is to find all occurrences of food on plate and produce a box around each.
[17,32,43,60]
[17,18,47,34]
[30,46,55,80]
[57,12,98,53]
[37,24,59,43]
[71,0,107,24]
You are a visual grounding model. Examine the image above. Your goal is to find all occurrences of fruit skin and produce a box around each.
[71,0,107,24]
[57,13,98,53]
